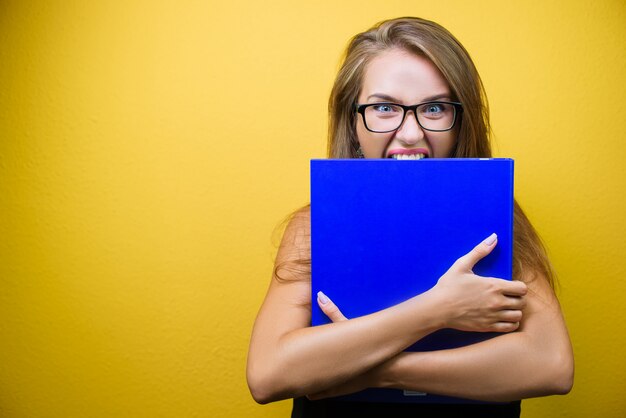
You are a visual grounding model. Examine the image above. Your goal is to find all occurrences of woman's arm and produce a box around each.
[310,270,573,402]
[246,210,527,404]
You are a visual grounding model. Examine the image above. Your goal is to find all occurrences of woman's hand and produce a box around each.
[317,234,527,335]
[311,235,529,400]
[316,291,348,322]
[430,233,527,332]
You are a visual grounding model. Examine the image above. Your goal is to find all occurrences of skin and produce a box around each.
[356,49,458,159]
[309,269,573,401]
[246,48,574,405]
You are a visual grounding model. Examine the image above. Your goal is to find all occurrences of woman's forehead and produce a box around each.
[359,49,451,103]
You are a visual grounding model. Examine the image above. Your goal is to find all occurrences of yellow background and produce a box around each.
[1,1,625,416]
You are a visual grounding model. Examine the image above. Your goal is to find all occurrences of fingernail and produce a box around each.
[317,291,329,305]
[483,233,497,246]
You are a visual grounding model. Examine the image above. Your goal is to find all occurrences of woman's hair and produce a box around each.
[328,17,490,160]
[277,17,555,287]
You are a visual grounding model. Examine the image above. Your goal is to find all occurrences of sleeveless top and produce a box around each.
[291,397,521,418]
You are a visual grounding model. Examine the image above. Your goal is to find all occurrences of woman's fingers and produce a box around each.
[491,321,521,333]
[501,280,528,297]
[452,233,498,272]
[499,309,523,323]
[434,270,528,332]
[503,295,527,310]
[317,291,348,322]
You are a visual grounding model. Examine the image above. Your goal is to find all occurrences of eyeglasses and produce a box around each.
[355,101,463,133]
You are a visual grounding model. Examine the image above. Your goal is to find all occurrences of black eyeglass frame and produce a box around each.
[355,101,463,133]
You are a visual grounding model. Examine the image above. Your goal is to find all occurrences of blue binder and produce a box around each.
[310,158,514,404]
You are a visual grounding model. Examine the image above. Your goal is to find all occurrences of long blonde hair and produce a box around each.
[280,17,555,287]
[328,17,490,159]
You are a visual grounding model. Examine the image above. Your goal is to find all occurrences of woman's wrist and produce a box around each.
[401,289,448,336]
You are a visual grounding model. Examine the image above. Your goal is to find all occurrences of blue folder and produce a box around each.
[310,158,514,404]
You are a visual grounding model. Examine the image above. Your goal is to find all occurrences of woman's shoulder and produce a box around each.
[281,205,311,245]
[291,205,311,224]
[273,205,312,284]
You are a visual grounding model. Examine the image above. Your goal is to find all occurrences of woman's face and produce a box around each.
[356,49,458,159]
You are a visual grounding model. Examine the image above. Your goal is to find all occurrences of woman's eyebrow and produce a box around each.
[421,93,452,102]
[366,92,452,103]
[366,93,399,102]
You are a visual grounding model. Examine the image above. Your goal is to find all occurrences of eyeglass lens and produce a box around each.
[364,102,456,132]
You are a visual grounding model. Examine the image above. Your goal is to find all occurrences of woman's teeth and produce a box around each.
[390,153,426,160]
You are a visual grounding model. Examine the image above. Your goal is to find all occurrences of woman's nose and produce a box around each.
[395,111,424,145]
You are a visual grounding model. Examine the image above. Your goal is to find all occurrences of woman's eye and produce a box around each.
[372,104,399,113]
[424,104,443,114]
[420,103,448,118]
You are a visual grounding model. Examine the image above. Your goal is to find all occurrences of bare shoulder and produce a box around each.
[519,270,561,314]
[253,207,312,329]
[518,269,569,337]
[282,206,311,242]
[274,207,311,285]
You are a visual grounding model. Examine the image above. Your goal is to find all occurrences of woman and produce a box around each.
[247,17,573,417]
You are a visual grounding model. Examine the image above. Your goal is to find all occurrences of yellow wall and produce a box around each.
[1,1,624,416]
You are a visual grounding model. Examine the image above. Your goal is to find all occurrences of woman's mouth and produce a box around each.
[387,148,429,160]
[390,153,426,160]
